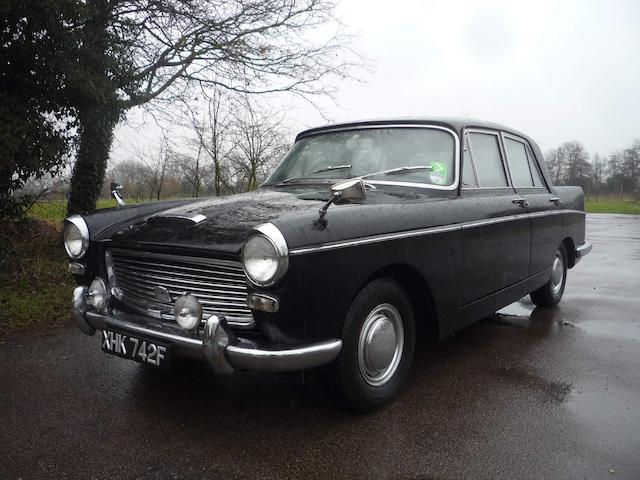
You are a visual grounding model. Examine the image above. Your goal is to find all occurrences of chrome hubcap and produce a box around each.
[357,303,404,386]
[551,251,564,295]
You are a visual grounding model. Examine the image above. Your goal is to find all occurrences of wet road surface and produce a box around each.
[1,213,639,479]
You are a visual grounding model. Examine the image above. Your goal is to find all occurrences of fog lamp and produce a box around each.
[174,294,202,331]
[87,277,108,311]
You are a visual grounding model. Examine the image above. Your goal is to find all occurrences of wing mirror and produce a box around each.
[316,178,367,227]
[110,182,126,207]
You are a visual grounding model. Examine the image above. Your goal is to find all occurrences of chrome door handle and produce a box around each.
[512,197,528,208]
[549,197,562,206]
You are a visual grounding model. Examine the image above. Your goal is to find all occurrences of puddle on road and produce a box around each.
[577,320,640,342]
[498,298,535,317]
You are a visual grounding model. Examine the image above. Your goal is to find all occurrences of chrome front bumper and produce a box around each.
[574,241,593,264]
[72,287,342,374]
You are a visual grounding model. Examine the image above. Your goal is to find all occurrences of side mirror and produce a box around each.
[316,178,367,227]
[110,182,126,207]
[331,178,367,203]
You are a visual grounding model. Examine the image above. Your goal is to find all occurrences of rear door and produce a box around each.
[501,133,561,276]
[453,129,530,325]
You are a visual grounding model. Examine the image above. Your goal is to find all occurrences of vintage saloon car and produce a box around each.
[65,118,591,411]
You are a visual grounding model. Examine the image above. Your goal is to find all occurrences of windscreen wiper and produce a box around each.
[273,165,353,185]
[359,165,433,179]
[309,164,352,174]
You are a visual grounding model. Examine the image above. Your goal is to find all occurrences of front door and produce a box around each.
[453,130,530,327]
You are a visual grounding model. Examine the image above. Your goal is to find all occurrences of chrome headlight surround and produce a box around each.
[241,223,289,287]
[63,214,90,259]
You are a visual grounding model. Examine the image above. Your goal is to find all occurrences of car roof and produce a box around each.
[295,117,534,145]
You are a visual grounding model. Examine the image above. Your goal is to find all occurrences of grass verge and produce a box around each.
[0,219,74,337]
[27,198,119,226]
[585,200,640,215]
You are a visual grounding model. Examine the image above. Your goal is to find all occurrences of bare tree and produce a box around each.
[184,88,234,196]
[563,141,591,187]
[591,153,607,201]
[545,148,565,185]
[66,0,358,214]
[622,139,640,198]
[230,98,290,191]
[546,141,590,187]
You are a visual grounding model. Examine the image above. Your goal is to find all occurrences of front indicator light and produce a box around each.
[247,293,280,313]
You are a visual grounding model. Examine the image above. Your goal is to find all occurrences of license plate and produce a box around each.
[101,329,169,367]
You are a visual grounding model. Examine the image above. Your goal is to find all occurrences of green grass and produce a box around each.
[27,198,120,226]
[0,220,75,336]
[585,199,640,215]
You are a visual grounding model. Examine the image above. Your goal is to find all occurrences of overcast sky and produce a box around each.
[114,0,640,160]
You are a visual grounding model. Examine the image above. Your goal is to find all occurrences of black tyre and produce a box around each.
[530,244,568,307]
[335,278,416,412]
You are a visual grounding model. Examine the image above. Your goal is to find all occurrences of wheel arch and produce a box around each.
[366,263,439,342]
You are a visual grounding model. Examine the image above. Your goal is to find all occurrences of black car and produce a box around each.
[65,117,591,411]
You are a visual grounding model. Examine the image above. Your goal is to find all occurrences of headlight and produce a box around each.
[63,215,90,259]
[241,223,289,287]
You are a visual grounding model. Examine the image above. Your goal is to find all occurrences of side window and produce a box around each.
[462,136,478,187]
[467,133,508,187]
[525,145,545,187]
[504,137,534,187]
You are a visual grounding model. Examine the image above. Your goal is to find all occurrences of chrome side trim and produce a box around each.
[290,224,460,255]
[289,209,587,255]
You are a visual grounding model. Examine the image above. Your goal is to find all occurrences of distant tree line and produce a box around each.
[545,139,640,201]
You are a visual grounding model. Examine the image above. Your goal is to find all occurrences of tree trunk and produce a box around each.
[66,0,119,215]
[67,109,118,214]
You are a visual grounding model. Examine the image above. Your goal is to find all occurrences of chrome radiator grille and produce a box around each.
[106,248,254,328]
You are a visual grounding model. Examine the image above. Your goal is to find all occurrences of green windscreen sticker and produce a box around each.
[430,161,448,185]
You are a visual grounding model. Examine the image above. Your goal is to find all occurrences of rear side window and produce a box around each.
[467,133,508,187]
[526,145,544,187]
[504,138,533,186]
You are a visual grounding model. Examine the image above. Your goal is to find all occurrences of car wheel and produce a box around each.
[335,278,416,412]
[530,244,568,307]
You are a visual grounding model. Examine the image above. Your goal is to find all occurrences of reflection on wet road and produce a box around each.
[1,214,639,479]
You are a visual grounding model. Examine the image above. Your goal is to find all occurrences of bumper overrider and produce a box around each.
[72,286,342,374]
[574,241,593,264]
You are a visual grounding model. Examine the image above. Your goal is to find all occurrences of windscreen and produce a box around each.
[265,127,456,187]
